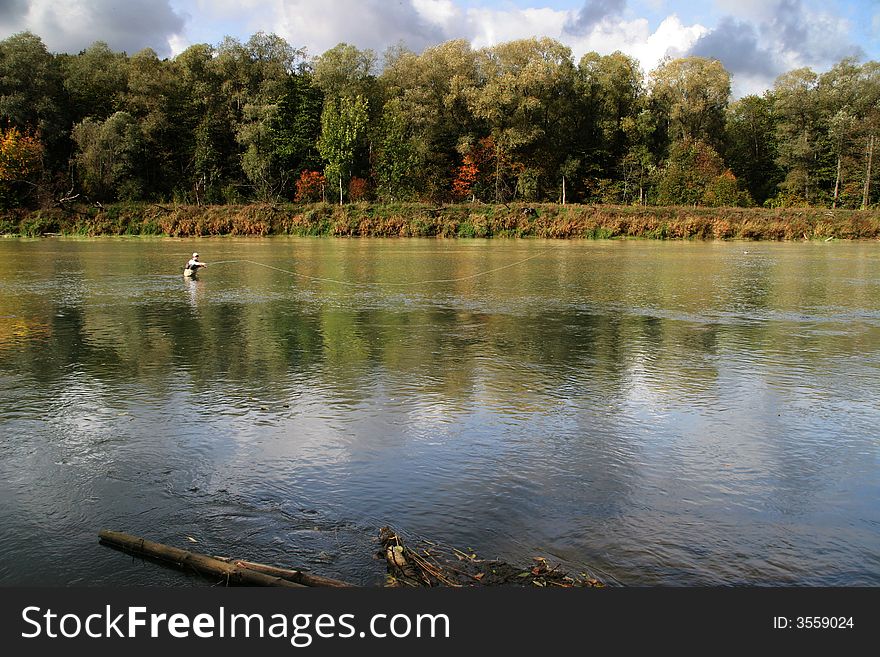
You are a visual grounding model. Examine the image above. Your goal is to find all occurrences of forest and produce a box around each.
[2,30,880,212]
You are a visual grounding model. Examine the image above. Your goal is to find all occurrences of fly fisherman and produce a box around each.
[184,252,207,276]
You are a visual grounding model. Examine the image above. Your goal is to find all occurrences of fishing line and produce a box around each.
[206,250,550,288]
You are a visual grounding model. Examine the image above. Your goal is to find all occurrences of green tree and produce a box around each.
[0,31,66,171]
[816,58,880,208]
[312,43,377,101]
[238,101,283,200]
[72,111,145,201]
[773,67,820,205]
[60,41,129,124]
[853,62,880,208]
[724,94,781,205]
[466,38,577,202]
[379,39,479,201]
[236,73,321,201]
[651,57,731,150]
[620,109,660,205]
[375,97,418,201]
[576,51,645,196]
[317,94,369,204]
[174,43,233,203]
[123,48,188,199]
[271,73,324,186]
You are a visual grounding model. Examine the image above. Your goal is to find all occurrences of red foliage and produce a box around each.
[348,176,369,201]
[452,156,479,200]
[295,170,326,202]
[452,137,497,201]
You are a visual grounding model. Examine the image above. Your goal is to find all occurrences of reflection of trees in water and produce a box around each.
[3,281,877,404]
[2,240,879,425]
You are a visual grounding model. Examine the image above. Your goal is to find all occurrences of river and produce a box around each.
[0,237,878,585]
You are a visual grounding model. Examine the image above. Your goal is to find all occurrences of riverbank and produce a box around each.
[3,202,880,239]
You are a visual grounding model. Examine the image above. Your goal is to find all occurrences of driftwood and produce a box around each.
[98,530,353,588]
[219,558,353,588]
[379,527,604,588]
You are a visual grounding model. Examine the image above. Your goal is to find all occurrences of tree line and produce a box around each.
[2,30,879,210]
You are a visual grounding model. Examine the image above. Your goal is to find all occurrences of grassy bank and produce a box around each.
[3,202,880,239]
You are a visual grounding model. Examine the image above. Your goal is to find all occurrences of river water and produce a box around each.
[0,237,878,586]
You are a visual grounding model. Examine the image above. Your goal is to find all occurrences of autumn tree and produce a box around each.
[379,40,479,201]
[452,137,497,201]
[295,170,326,202]
[0,127,44,207]
[656,138,725,206]
[466,38,577,201]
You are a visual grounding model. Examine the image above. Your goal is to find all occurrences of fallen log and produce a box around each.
[222,559,353,588]
[99,530,306,587]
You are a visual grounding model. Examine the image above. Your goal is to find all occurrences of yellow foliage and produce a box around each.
[0,127,43,183]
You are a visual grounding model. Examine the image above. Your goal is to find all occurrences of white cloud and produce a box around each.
[632,15,708,71]
[412,0,458,28]
[464,7,568,50]
[7,0,861,94]
[0,0,185,56]
[691,0,863,95]
[165,0,710,76]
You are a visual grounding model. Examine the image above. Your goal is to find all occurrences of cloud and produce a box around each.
[710,0,864,66]
[463,7,568,50]
[0,0,185,57]
[5,0,867,96]
[276,0,448,56]
[687,0,864,95]
[564,0,627,35]
[187,0,450,57]
[760,0,863,66]
[0,0,27,23]
[689,17,777,77]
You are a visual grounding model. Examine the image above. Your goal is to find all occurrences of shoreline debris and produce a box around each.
[379,527,603,588]
[98,528,605,588]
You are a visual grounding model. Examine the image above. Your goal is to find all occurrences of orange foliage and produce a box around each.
[294,170,326,202]
[452,137,496,201]
[0,127,43,183]
[348,176,369,201]
[452,156,479,199]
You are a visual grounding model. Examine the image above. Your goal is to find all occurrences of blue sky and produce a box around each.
[1,1,878,95]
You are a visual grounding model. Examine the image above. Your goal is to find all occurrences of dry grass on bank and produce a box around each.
[3,202,880,240]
